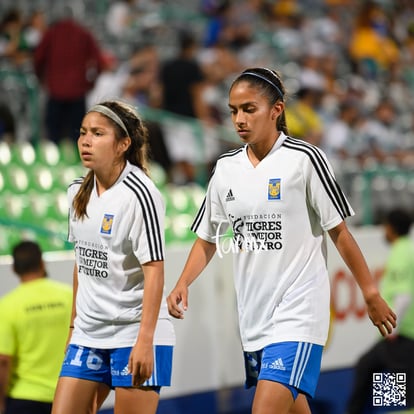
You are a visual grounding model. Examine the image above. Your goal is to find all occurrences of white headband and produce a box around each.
[88,104,129,136]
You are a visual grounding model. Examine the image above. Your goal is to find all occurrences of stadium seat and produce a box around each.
[11,141,36,166]
[0,141,12,166]
[30,164,57,192]
[0,170,5,193]
[4,192,27,220]
[0,226,23,255]
[35,140,61,166]
[164,184,196,215]
[56,165,85,189]
[59,140,80,165]
[149,161,167,189]
[169,213,196,243]
[6,165,30,194]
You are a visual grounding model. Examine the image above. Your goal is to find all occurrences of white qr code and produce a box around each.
[372,373,406,407]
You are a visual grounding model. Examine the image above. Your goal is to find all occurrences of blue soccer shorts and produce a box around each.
[60,344,173,391]
[243,341,323,399]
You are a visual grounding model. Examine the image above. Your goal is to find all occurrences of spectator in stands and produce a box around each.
[86,50,128,109]
[348,1,399,80]
[105,0,136,39]
[0,103,15,142]
[358,99,407,165]
[346,208,414,413]
[0,240,72,414]
[0,8,31,66]
[284,73,325,146]
[123,43,163,109]
[321,99,364,165]
[22,9,48,52]
[34,5,105,143]
[160,28,219,184]
[121,43,172,178]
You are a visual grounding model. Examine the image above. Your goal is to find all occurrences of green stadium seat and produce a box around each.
[30,164,57,192]
[46,191,68,221]
[4,193,26,222]
[35,140,60,166]
[11,142,36,167]
[149,162,167,189]
[39,218,69,251]
[59,139,80,165]
[164,185,193,215]
[168,213,196,243]
[186,183,205,211]
[6,165,30,193]
[56,165,85,189]
[0,226,23,255]
[0,141,12,166]
[0,170,6,193]
[28,191,52,221]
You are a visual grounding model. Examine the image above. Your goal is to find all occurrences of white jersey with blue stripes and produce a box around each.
[68,161,175,348]
[192,132,354,351]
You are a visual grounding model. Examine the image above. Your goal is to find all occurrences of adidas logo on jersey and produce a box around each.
[225,189,235,202]
[269,358,286,371]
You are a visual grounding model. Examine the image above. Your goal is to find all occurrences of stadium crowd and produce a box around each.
[0,0,414,221]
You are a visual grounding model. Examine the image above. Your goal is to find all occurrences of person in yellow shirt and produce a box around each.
[0,240,72,414]
[284,85,324,146]
[348,2,399,79]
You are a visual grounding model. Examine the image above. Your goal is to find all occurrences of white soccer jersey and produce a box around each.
[192,133,354,352]
[68,161,175,349]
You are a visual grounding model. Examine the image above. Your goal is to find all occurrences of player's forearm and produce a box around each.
[138,261,165,344]
[70,265,78,326]
[329,223,379,301]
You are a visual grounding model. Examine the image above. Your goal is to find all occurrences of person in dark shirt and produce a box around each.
[160,29,217,184]
[34,6,105,143]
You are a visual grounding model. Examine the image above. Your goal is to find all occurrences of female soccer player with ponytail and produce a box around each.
[167,68,396,414]
[52,100,175,414]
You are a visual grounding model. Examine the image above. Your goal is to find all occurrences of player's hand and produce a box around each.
[365,292,397,337]
[128,342,153,387]
[167,284,188,319]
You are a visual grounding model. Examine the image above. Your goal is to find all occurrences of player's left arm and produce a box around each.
[129,260,164,386]
[328,221,397,336]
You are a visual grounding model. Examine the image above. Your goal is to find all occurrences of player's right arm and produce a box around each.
[0,354,11,413]
[167,237,216,319]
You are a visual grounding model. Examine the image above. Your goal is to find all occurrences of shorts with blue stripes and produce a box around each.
[243,341,323,399]
[60,344,173,390]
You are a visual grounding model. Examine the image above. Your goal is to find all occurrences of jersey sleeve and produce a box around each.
[191,169,229,243]
[304,146,355,231]
[129,183,165,264]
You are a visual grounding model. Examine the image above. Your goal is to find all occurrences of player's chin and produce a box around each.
[80,158,93,168]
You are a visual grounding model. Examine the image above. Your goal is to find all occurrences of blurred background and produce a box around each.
[0,0,414,413]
